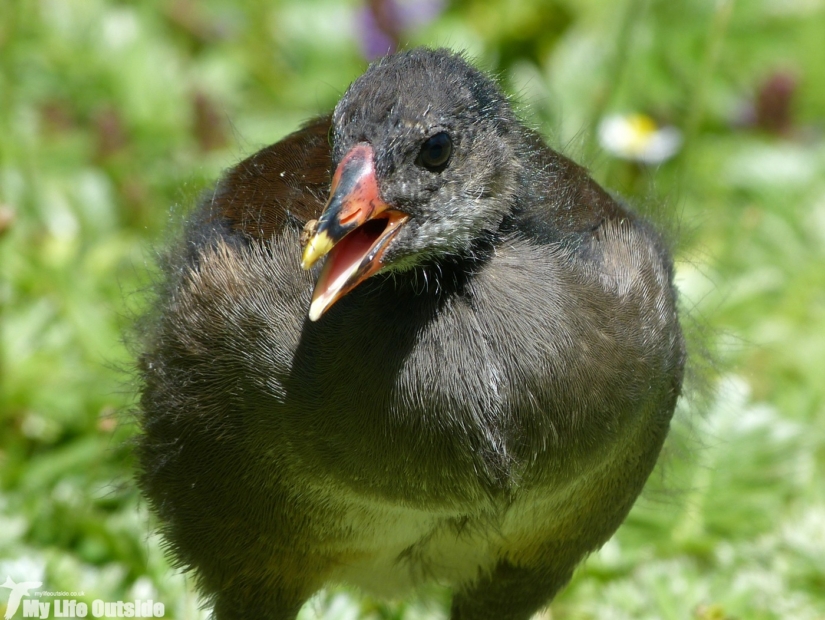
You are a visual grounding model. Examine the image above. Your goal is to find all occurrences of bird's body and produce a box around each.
[137,49,684,619]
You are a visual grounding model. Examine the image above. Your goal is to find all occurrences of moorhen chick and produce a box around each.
[137,48,685,620]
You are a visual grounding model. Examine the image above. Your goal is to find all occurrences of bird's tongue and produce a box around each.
[311,218,388,314]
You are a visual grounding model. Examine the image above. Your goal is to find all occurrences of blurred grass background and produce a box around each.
[1,0,824,618]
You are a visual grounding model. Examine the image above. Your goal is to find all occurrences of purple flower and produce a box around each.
[357,0,445,60]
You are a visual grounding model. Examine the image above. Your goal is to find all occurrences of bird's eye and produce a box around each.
[416,133,452,171]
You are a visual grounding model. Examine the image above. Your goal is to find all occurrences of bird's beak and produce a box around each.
[301,143,409,321]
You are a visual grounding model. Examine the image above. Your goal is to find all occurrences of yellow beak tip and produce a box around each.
[300,231,334,270]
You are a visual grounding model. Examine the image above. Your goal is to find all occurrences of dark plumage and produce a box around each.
[137,48,685,619]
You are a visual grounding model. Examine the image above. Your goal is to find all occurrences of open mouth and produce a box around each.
[308,210,408,321]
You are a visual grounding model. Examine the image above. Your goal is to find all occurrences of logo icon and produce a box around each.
[1,577,42,620]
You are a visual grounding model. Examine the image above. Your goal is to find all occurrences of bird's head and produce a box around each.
[301,48,522,320]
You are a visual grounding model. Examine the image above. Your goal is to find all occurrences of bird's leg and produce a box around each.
[449,559,574,620]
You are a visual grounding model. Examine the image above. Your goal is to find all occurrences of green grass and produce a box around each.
[2,0,824,618]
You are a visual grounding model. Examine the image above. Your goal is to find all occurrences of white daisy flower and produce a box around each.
[598,113,682,163]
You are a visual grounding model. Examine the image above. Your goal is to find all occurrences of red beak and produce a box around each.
[301,143,408,321]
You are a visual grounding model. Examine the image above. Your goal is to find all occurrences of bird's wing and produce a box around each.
[213,115,332,241]
[517,128,630,242]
